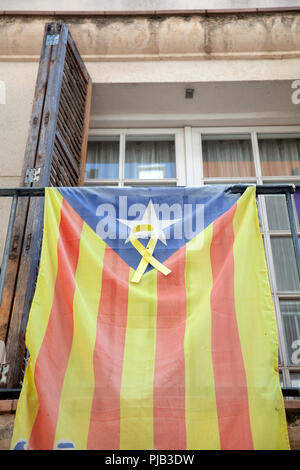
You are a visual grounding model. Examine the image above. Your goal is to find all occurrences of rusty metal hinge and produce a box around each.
[0,363,9,385]
[25,168,41,184]
[46,34,60,46]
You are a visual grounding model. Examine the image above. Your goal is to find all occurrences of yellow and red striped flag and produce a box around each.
[11,185,290,450]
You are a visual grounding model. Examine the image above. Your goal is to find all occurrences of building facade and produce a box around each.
[0,0,300,449]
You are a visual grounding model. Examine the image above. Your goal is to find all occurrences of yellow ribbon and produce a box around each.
[129,224,171,283]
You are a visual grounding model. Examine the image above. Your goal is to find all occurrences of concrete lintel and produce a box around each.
[86,59,300,84]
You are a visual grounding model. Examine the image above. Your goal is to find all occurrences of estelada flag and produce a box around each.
[11,185,290,450]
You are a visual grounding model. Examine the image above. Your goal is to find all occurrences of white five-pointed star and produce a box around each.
[118,200,180,245]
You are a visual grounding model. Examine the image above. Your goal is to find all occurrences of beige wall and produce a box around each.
[0,63,38,177]
[0,62,38,257]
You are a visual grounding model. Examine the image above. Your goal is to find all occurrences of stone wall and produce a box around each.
[0,400,17,451]
[287,411,300,450]
[0,400,299,450]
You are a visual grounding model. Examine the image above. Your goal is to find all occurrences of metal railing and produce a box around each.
[2,184,299,306]
[0,184,299,400]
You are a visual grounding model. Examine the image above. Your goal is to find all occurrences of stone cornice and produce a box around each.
[1,12,300,61]
[1,8,300,16]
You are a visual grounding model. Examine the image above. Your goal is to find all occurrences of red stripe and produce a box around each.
[28,198,84,450]
[210,204,254,450]
[154,246,187,450]
[87,246,130,450]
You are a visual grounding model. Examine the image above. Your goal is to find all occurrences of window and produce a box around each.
[258,133,300,177]
[85,136,120,180]
[271,237,300,292]
[86,125,300,388]
[202,134,255,178]
[85,129,185,186]
[193,126,300,389]
[124,135,176,180]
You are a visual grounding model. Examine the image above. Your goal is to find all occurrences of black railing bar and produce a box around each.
[0,387,299,400]
[282,387,300,397]
[0,194,18,305]
[0,187,46,197]
[0,388,21,400]
[0,184,298,306]
[229,184,296,195]
[0,184,297,197]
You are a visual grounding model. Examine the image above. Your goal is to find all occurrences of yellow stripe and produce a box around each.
[54,222,106,449]
[233,186,290,450]
[184,224,220,450]
[10,188,63,449]
[120,269,157,450]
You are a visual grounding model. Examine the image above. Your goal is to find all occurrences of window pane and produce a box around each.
[124,135,175,179]
[271,237,300,291]
[258,133,300,176]
[265,194,300,231]
[280,301,300,366]
[202,134,255,177]
[290,373,300,387]
[85,136,119,180]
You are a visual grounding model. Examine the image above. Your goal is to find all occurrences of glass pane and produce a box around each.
[258,133,300,176]
[265,194,300,231]
[279,371,284,387]
[202,134,255,177]
[290,373,300,387]
[280,301,300,365]
[85,136,119,180]
[271,237,300,291]
[124,135,175,179]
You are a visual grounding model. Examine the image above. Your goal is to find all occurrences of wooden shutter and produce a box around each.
[0,23,92,388]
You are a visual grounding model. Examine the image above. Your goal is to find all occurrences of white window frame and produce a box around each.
[86,128,186,186]
[191,125,300,388]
